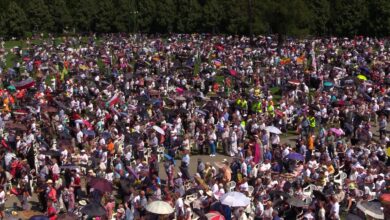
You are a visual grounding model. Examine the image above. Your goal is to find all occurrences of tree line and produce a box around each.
[0,0,389,38]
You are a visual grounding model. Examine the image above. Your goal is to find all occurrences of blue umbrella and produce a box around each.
[286,152,305,161]
[359,66,370,74]
[82,129,96,137]
[324,81,333,87]
[29,216,49,220]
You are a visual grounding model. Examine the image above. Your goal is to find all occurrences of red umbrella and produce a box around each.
[205,211,225,220]
[229,69,237,77]
[89,177,113,193]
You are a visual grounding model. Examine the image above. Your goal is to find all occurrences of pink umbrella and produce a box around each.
[206,211,225,220]
[229,69,237,77]
[330,128,344,136]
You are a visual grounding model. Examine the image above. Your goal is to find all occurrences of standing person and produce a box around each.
[46,199,57,220]
[208,125,217,157]
[0,186,5,220]
[379,116,387,140]
[180,147,191,180]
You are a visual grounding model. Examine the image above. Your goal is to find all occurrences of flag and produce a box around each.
[106,93,119,107]
[61,67,68,81]
[13,78,35,90]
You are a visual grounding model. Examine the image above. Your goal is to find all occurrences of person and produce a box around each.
[180,147,191,180]
[46,199,57,220]
[0,186,5,220]
[105,195,116,220]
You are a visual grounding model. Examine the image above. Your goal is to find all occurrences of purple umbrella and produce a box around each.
[286,152,305,161]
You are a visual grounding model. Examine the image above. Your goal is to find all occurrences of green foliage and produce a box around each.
[0,0,389,37]
[72,0,97,32]
[154,0,176,33]
[138,0,156,33]
[49,0,72,33]
[4,2,28,38]
[25,0,54,32]
[94,0,115,33]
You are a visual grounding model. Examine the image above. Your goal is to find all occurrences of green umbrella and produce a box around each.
[7,85,16,92]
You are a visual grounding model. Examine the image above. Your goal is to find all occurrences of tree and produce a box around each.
[329,0,368,36]
[221,0,249,34]
[305,0,330,35]
[202,0,223,33]
[175,0,202,33]
[49,0,72,33]
[94,0,115,33]
[25,0,54,32]
[4,2,28,37]
[367,0,390,36]
[112,0,132,32]
[154,0,176,33]
[138,0,156,33]
[72,0,97,33]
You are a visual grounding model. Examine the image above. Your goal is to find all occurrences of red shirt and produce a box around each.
[47,204,57,220]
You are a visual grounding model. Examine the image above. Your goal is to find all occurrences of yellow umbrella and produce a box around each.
[80,65,89,71]
[357,74,367,81]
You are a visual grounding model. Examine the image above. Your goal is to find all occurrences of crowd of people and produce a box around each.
[0,34,389,220]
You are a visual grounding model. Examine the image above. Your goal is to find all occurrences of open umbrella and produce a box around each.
[356,200,384,219]
[287,196,306,207]
[153,125,165,135]
[286,152,305,161]
[323,81,333,87]
[313,190,327,201]
[60,164,79,170]
[41,106,58,113]
[80,202,107,217]
[220,191,251,207]
[330,128,344,136]
[146,201,174,215]
[265,126,282,134]
[13,78,35,90]
[205,211,226,220]
[29,216,49,220]
[42,150,62,157]
[58,212,78,220]
[357,74,367,81]
[89,177,113,193]
[288,80,300,86]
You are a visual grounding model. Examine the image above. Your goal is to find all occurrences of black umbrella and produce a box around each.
[287,196,306,207]
[269,190,291,201]
[313,190,327,201]
[29,216,49,220]
[80,202,107,217]
[42,150,62,157]
[58,212,78,220]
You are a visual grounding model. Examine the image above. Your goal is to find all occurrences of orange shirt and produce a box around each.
[308,136,314,150]
[107,142,115,154]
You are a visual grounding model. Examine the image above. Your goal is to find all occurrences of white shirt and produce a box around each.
[0,191,5,204]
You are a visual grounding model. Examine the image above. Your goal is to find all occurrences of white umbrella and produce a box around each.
[357,200,384,219]
[153,125,165,135]
[265,126,282,134]
[146,201,174,215]
[220,192,250,207]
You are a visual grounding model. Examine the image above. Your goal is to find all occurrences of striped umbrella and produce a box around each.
[205,211,225,220]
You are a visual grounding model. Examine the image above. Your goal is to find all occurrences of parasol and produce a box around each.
[80,202,107,217]
[13,78,35,90]
[357,74,367,81]
[313,190,327,201]
[146,201,174,215]
[5,122,28,131]
[89,177,113,193]
[205,211,226,220]
[152,125,165,135]
[330,128,344,136]
[288,80,300,86]
[356,200,384,219]
[42,150,61,157]
[220,191,251,207]
[58,212,78,220]
[285,152,305,161]
[287,196,306,207]
[29,216,49,220]
[323,81,333,87]
[265,126,282,134]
